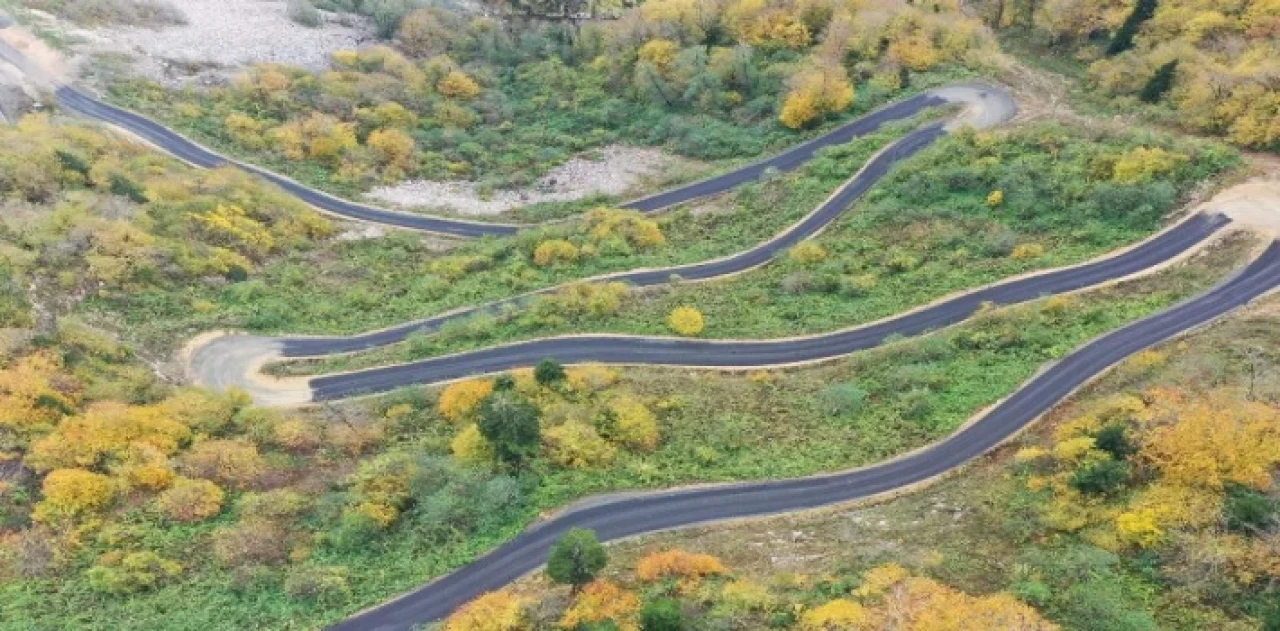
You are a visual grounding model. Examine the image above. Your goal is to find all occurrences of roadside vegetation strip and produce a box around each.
[308,213,1230,400]
[332,239,1280,630]
[54,84,969,237]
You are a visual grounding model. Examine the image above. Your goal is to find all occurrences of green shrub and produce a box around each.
[85,551,182,595]
[108,173,148,203]
[28,0,186,26]
[1069,458,1131,495]
[818,383,868,416]
[535,358,567,386]
[898,388,935,421]
[283,566,351,605]
[641,598,685,631]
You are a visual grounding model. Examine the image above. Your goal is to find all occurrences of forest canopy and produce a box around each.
[975,0,1280,151]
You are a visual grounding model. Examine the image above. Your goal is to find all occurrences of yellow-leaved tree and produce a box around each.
[437,379,495,422]
[667,306,705,336]
[604,395,660,451]
[1115,389,1280,543]
[560,580,641,631]
[800,599,868,630]
[445,590,527,631]
[155,477,226,523]
[780,61,855,129]
[32,468,116,523]
[26,402,191,473]
[0,351,79,439]
[366,128,417,179]
[438,70,482,100]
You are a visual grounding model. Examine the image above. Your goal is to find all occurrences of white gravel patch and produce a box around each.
[82,0,373,79]
[1198,179,1280,237]
[366,145,684,215]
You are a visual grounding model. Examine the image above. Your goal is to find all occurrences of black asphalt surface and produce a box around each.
[334,241,1280,630]
[282,122,950,357]
[311,212,1230,400]
[53,86,946,237]
[622,93,946,212]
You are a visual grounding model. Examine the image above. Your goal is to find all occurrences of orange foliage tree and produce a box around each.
[444,590,527,631]
[636,549,728,582]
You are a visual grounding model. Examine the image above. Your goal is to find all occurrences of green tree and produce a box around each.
[1264,598,1280,631]
[1069,458,1131,495]
[1107,0,1158,56]
[1224,484,1276,534]
[109,173,148,203]
[546,528,608,594]
[535,358,567,386]
[477,389,541,469]
[1139,61,1178,104]
[640,598,685,631]
[1093,424,1137,461]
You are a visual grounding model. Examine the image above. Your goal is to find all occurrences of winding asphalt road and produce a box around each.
[184,84,1013,403]
[22,35,1280,631]
[310,212,1231,400]
[335,241,1280,630]
[287,121,949,357]
[54,85,952,237]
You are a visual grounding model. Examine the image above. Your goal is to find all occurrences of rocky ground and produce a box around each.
[15,0,373,86]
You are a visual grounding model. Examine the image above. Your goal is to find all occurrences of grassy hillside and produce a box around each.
[524,290,1280,631]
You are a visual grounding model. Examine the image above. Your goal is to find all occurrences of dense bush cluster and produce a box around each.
[445,363,664,471]
[975,0,1280,151]
[447,548,1056,630]
[1014,386,1280,605]
[0,116,332,296]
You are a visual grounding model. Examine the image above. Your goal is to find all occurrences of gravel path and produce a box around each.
[366,146,685,215]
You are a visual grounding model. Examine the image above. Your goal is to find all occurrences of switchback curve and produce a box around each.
[186,85,1015,403]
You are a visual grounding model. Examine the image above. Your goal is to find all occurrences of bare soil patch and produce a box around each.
[366,146,706,216]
